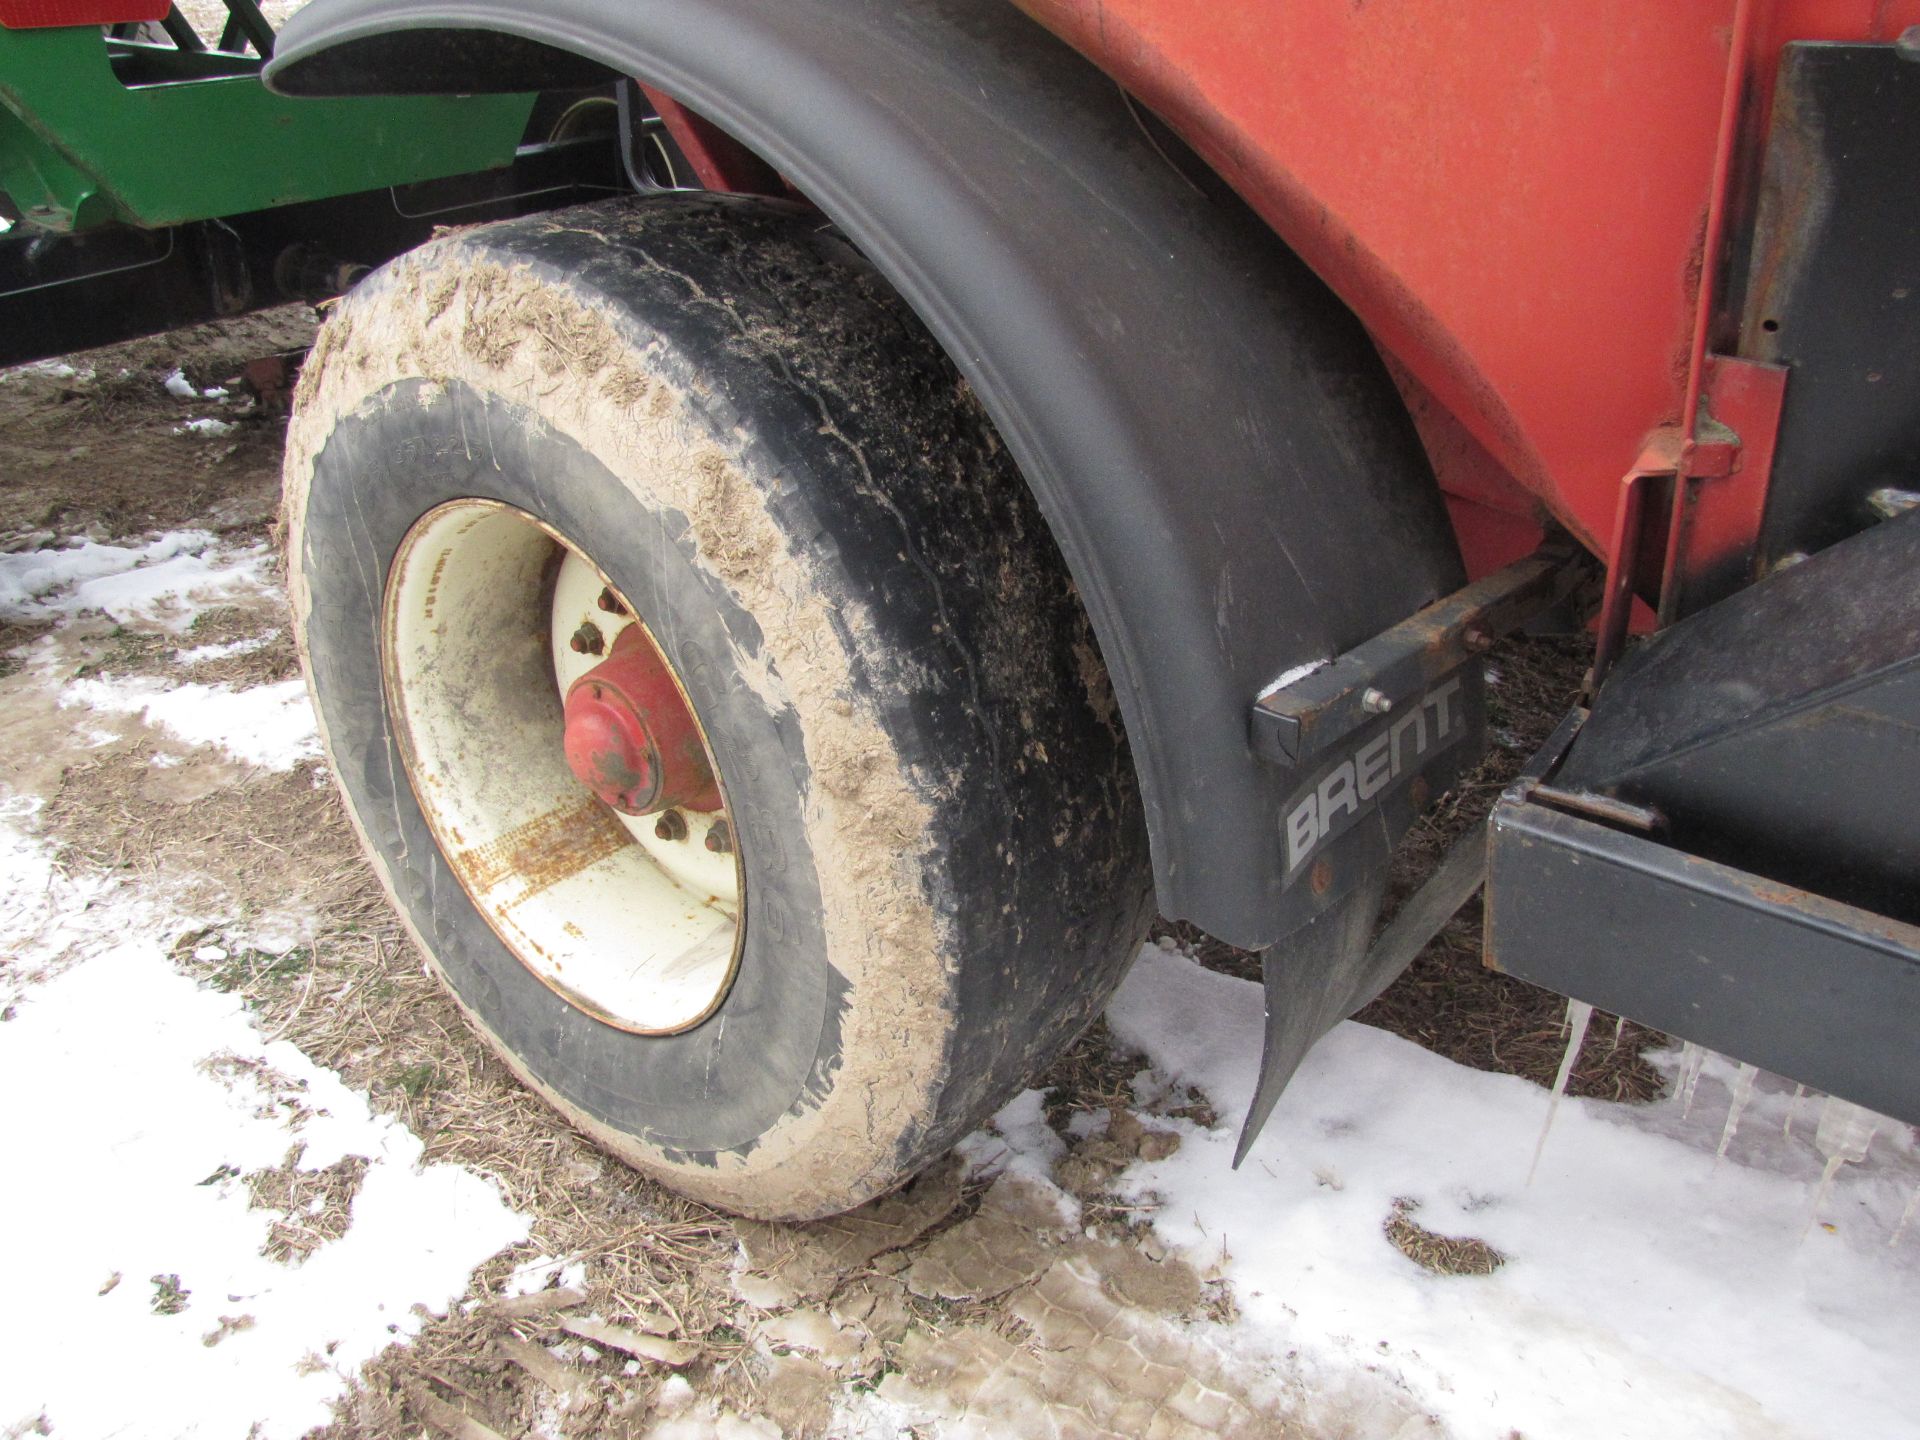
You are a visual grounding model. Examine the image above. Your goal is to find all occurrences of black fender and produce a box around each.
[267,0,1466,949]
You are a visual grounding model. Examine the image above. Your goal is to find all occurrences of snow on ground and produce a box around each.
[0,820,528,1440]
[0,530,272,629]
[1,530,321,768]
[9,518,1915,1438]
[63,673,320,771]
[174,415,240,438]
[1,535,524,1439]
[0,797,117,1005]
[1106,947,1920,1440]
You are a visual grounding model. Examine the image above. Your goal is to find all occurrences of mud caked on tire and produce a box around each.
[285,196,1154,1219]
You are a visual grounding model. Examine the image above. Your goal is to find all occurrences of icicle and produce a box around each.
[1815,1096,1880,1163]
[1803,1097,1882,1238]
[1611,1013,1626,1050]
[1890,1181,1920,1248]
[1527,999,1593,1186]
[1783,1083,1806,1141]
[1804,1154,1846,1239]
[1676,1041,1708,1118]
[1714,1062,1759,1169]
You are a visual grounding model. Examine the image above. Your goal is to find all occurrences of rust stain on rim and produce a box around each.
[455,798,636,900]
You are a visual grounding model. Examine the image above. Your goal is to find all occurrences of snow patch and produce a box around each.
[163,369,230,403]
[176,630,277,665]
[174,416,238,438]
[1257,656,1330,700]
[63,674,319,771]
[502,1254,587,1299]
[0,358,88,384]
[0,531,270,629]
[0,795,116,1004]
[1105,945,1920,1440]
[0,821,529,1440]
[955,1087,1067,1199]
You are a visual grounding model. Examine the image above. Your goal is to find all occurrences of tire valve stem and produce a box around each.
[570,621,606,656]
[596,586,630,616]
[654,811,688,842]
[704,818,734,855]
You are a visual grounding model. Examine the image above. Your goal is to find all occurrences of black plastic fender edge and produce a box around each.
[266,0,1468,949]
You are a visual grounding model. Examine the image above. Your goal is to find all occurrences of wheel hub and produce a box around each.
[562,627,721,815]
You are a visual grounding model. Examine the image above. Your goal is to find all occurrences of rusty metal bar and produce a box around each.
[1250,542,1591,767]
[1679,0,1759,458]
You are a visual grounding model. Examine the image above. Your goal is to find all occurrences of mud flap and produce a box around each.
[1238,821,1492,1162]
[1237,877,1386,1165]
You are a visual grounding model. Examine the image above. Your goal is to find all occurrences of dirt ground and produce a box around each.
[0,312,1665,1440]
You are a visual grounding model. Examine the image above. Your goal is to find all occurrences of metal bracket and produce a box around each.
[1487,792,1920,1128]
[1249,542,1592,767]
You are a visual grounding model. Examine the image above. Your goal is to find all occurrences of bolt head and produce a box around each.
[654,811,688,842]
[1361,687,1393,714]
[570,621,606,656]
[704,819,734,855]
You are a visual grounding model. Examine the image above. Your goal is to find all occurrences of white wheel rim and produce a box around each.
[382,498,743,1034]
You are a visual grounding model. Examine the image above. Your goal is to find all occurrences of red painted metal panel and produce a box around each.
[1012,0,1920,572]
[0,0,168,28]
[640,85,786,197]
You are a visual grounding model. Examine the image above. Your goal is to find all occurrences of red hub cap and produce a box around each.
[562,627,722,815]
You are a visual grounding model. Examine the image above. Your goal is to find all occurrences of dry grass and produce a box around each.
[1382,1198,1506,1277]
[176,604,300,688]
[1037,1017,1147,1133]
[247,1147,373,1266]
[149,1274,192,1316]
[0,307,312,541]
[58,596,294,690]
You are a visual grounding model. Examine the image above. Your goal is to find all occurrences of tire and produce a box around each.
[284,195,1154,1220]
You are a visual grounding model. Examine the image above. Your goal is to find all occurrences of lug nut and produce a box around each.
[597,586,630,616]
[654,811,688,842]
[704,818,733,855]
[570,621,605,656]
